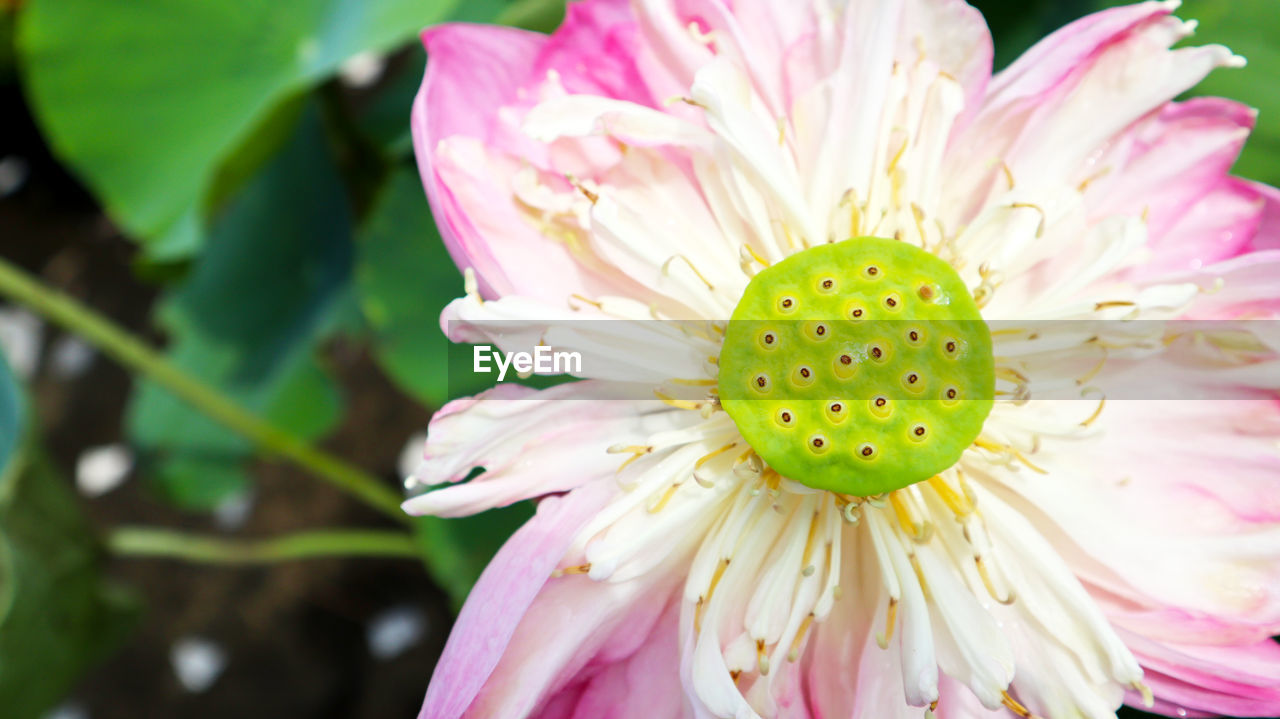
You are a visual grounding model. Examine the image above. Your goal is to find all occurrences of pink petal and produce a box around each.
[535,600,693,719]
[1130,177,1263,281]
[1165,183,1280,318]
[1008,400,1280,640]
[535,0,658,106]
[1248,180,1280,252]
[1089,98,1256,248]
[1132,645,1280,718]
[985,1,1177,107]
[412,11,655,303]
[904,0,993,131]
[947,2,1237,222]
[411,24,552,299]
[805,543,886,719]
[933,675,1006,719]
[1123,633,1280,715]
[403,382,662,517]
[419,481,615,719]
[463,536,688,717]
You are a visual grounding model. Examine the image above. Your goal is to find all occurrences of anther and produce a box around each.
[1000,691,1041,719]
[552,563,592,578]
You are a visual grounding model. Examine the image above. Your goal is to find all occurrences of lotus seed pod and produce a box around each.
[718,237,994,495]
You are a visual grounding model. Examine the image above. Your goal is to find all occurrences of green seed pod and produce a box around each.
[718,237,994,495]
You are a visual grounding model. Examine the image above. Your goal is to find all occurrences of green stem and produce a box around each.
[0,256,408,522]
[108,526,420,563]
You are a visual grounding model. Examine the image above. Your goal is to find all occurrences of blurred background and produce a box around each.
[0,0,1275,717]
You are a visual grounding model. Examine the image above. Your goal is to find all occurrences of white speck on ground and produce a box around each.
[339,51,386,88]
[367,605,427,661]
[0,156,30,198]
[75,444,133,498]
[171,636,227,693]
[0,307,43,379]
[212,490,255,531]
[50,334,95,378]
[43,702,88,719]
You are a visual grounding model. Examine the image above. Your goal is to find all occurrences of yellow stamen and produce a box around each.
[552,563,592,578]
[890,492,932,542]
[1010,447,1048,475]
[1000,161,1015,190]
[877,597,899,649]
[1001,691,1040,719]
[1094,300,1136,311]
[928,475,974,517]
[1009,202,1046,238]
[696,442,739,470]
[653,389,704,411]
[788,613,815,662]
[1131,681,1154,708]
[662,254,716,291]
[568,293,603,310]
[669,377,718,387]
[976,555,1016,605]
[1080,395,1106,427]
[801,512,822,568]
[647,483,679,513]
[742,242,771,268]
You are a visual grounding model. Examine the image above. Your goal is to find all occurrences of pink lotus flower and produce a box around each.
[406,1,1280,717]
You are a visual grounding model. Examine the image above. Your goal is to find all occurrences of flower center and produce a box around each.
[717,237,994,495]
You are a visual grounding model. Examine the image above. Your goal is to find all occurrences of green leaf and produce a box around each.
[971,0,1095,70]
[0,357,139,719]
[0,8,15,82]
[356,167,490,408]
[126,105,350,510]
[354,51,426,158]
[18,0,458,256]
[412,502,535,611]
[497,0,567,33]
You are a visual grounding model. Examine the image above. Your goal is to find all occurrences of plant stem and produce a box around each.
[0,256,408,522]
[109,526,420,564]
